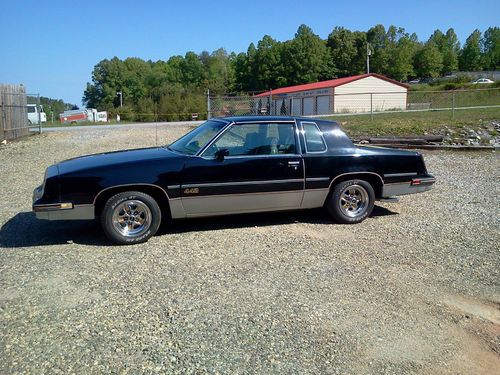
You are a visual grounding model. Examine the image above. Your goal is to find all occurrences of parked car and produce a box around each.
[419,77,436,84]
[33,116,436,244]
[27,104,47,125]
[472,78,494,84]
[408,78,421,84]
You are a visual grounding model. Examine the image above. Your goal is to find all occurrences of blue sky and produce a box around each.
[1,0,498,105]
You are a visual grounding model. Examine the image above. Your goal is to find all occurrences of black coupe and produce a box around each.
[33,116,435,244]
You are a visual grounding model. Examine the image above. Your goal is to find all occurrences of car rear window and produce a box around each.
[303,122,327,152]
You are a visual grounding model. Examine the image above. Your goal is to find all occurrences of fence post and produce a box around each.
[290,96,293,116]
[269,89,272,115]
[452,92,455,120]
[1,101,4,142]
[370,93,373,121]
[206,89,211,119]
[37,94,42,134]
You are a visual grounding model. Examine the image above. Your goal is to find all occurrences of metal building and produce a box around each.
[256,73,408,116]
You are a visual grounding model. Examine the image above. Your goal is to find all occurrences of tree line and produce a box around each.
[83,24,499,121]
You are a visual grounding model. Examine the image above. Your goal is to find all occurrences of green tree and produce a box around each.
[232,52,250,92]
[428,28,460,74]
[254,35,286,90]
[413,43,443,78]
[385,26,417,81]
[442,28,460,73]
[83,57,126,110]
[459,29,483,71]
[366,24,389,74]
[246,43,258,90]
[481,27,500,69]
[284,24,334,85]
[327,27,356,76]
[350,31,369,75]
[135,97,156,122]
[121,57,151,102]
[165,55,184,84]
[181,51,205,87]
[202,48,234,94]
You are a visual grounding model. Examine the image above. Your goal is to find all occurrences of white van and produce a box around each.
[27,104,47,124]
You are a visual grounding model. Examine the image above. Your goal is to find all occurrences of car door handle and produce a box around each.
[287,161,300,170]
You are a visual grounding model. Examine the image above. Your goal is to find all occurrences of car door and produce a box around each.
[180,121,304,216]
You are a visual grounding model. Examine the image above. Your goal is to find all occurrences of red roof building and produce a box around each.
[255,73,409,116]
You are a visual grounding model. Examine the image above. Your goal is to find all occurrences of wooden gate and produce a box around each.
[0,84,29,141]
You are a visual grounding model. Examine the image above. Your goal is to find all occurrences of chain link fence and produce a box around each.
[208,88,500,120]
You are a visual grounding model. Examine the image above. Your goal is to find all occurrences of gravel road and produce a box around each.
[0,126,499,374]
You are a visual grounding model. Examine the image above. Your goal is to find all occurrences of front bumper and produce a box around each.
[382,176,436,197]
[33,185,94,220]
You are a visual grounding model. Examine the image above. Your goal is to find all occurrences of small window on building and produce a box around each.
[303,122,327,152]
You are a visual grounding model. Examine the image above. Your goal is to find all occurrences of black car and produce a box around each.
[33,116,435,244]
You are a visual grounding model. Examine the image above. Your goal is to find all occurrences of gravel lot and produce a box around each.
[1,126,499,374]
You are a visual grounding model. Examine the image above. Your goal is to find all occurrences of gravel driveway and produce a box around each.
[0,126,499,374]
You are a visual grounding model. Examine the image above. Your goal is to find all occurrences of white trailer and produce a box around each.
[59,108,105,124]
[27,104,47,124]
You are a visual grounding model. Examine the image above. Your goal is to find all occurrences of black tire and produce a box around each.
[326,179,375,224]
[101,191,161,245]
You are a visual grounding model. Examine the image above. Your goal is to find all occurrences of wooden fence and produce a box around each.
[0,84,29,141]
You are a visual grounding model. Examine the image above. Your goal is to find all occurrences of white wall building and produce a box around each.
[256,73,408,115]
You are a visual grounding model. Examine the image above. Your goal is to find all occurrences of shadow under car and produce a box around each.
[0,206,397,248]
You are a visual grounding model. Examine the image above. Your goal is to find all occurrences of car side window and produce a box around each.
[303,122,327,152]
[205,123,297,157]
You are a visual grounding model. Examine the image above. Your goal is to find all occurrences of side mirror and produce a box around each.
[215,148,229,162]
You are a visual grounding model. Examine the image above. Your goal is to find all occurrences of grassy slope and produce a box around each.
[330,107,500,137]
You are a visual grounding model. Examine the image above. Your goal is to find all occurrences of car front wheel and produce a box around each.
[101,191,161,245]
[327,179,375,224]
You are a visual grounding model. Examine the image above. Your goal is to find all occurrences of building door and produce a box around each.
[303,97,314,115]
[291,98,301,115]
[316,96,331,115]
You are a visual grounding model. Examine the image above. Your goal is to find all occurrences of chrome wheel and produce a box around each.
[111,200,151,237]
[339,184,369,218]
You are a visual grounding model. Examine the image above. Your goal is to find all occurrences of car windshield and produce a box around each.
[167,120,226,155]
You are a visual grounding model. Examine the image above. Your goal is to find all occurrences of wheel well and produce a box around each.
[329,173,383,198]
[94,185,171,218]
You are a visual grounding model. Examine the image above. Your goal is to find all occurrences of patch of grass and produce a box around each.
[42,121,122,128]
[329,107,500,137]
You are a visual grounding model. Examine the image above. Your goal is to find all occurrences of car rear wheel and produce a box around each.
[326,179,375,224]
[101,191,161,245]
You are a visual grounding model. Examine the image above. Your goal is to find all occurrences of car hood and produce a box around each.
[57,147,183,175]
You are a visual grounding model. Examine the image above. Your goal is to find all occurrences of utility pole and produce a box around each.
[116,91,123,107]
[366,43,371,74]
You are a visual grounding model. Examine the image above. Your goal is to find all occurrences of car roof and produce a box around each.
[217,115,336,123]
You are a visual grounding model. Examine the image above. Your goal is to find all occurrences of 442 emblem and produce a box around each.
[184,187,199,194]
